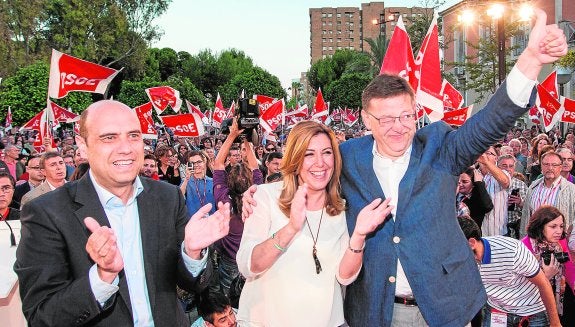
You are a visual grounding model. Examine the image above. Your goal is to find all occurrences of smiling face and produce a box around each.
[362,94,416,160]
[76,101,144,194]
[297,133,334,194]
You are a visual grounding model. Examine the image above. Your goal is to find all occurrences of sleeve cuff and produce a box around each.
[88,264,119,306]
[506,65,537,108]
[181,242,208,277]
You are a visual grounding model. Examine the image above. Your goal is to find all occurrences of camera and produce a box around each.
[508,188,519,211]
[187,162,194,170]
[541,249,570,265]
[221,96,260,144]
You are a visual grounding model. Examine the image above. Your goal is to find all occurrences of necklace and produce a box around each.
[305,208,324,274]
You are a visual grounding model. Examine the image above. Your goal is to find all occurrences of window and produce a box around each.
[322,13,326,18]
[327,13,332,18]
[454,28,466,64]
[322,46,327,51]
[512,25,528,56]
[322,38,326,43]
[337,38,341,42]
[337,13,341,18]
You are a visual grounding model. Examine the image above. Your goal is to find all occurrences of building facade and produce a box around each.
[309,2,432,64]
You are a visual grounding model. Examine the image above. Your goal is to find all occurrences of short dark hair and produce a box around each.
[40,151,62,169]
[197,293,231,324]
[0,171,16,187]
[457,216,482,241]
[144,154,157,161]
[527,205,566,242]
[265,152,283,163]
[361,74,415,110]
[266,172,282,183]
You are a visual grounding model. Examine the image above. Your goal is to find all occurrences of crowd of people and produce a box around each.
[4,8,574,327]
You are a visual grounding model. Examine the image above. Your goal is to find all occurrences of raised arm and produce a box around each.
[214,118,242,170]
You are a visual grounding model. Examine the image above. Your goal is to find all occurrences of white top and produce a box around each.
[236,182,353,327]
[481,170,510,236]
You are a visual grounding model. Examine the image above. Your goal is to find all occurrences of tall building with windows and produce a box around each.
[309,2,432,64]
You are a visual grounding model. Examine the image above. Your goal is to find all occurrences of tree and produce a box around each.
[218,67,286,106]
[325,73,372,109]
[406,1,444,54]
[364,35,388,73]
[0,62,92,125]
[308,49,373,91]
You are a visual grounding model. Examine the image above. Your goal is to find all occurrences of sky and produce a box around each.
[153,0,458,91]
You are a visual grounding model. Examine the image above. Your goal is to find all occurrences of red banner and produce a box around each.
[259,99,284,133]
[536,84,562,132]
[49,100,79,123]
[133,102,157,139]
[48,49,120,99]
[212,93,226,127]
[312,88,328,123]
[161,113,205,137]
[442,105,473,127]
[441,80,463,110]
[561,97,575,123]
[186,100,209,125]
[145,86,182,114]
[255,94,276,113]
[380,16,417,90]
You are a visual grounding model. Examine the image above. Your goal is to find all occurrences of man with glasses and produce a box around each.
[521,151,575,237]
[241,10,567,326]
[497,154,528,239]
[12,155,44,208]
[476,147,511,237]
[0,171,19,221]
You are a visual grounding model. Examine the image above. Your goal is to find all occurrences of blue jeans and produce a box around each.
[217,253,239,297]
[482,305,549,327]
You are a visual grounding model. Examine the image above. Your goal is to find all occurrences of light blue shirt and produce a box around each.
[87,171,209,326]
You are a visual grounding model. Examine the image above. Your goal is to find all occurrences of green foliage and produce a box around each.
[308,49,374,92]
[364,35,388,73]
[406,1,444,53]
[0,62,92,125]
[557,49,575,69]
[218,67,286,106]
[325,73,372,109]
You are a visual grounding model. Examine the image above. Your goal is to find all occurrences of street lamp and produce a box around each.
[372,12,397,38]
[459,2,533,85]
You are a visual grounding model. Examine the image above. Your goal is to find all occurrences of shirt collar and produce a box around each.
[89,171,144,208]
[372,143,412,165]
[480,238,491,264]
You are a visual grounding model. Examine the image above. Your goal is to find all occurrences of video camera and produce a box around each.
[221,96,260,144]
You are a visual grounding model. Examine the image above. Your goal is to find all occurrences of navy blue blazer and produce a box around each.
[341,81,529,326]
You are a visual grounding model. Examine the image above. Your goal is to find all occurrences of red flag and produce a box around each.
[343,108,359,127]
[441,80,464,110]
[259,99,285,133]
[536,84,562,132]
[330,108,343,122]
[255,94,276,113]
[48,49,120,99]
[212,93,226,128]
[21,111,43,131]
[49,100,79,123]
[133,102,157,139]
[441,105,474,127]
[226,101,236,119]
[74,122,80,136]
[160,113,205,137]
[528,105,541,125]
[285,104,308,118]
[561,97,575,123]
[5,106,12,129]
[186,100,209,125]
[145,86,183,114]
[540,71,559,99]
[414,13,443,122]
[312,88,328,123]
[380,16,417,90]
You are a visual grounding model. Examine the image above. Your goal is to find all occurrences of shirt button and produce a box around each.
[389,276,396,283]
[393,236,400,244]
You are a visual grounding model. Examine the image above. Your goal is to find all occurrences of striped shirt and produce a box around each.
[479,236,545,316]
[529,177,561,213]
[482,171,510,236]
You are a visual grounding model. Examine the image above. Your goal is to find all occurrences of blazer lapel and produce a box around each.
[396,138,423,226]
[73,173,134,318]
[136,181,160,311]
[356,137,386,200]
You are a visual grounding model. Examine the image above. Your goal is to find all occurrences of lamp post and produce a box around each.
[372,12,397,39]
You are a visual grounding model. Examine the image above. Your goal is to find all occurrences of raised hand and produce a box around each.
[241,185,258,222]
[184,202,231,259]
[84,217,124,283]
[287,183,308,233]
[353,198,393,237]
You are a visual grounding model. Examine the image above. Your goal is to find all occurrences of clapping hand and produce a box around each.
[84,217,124,283]
[184,202,231,259]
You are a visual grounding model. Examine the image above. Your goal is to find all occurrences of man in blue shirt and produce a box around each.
[16,100,231,326]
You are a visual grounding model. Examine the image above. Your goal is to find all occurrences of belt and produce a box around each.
[394,296,417,306]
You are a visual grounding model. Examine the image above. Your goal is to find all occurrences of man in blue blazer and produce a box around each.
[341,10,567,326]
[15,101,231,326]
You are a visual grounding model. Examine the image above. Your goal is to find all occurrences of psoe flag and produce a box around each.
[160,113,205,137]
[48,49,120,99]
